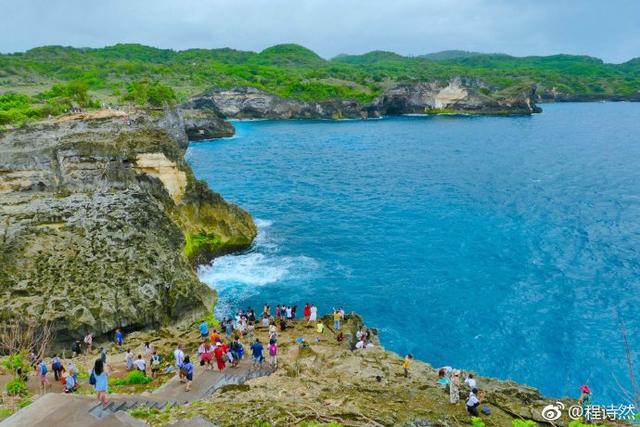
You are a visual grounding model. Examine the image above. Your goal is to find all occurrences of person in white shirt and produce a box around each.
[133,355,146,374]
[464,373,477,389]
[174,344,185,379]
[466,388,480,416]
[308,305,317,323]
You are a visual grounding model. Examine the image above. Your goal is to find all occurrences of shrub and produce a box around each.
[6,378,28,396]
[512,420,537,427]
[111,370,153,386]
[471,417,486,427]
[123,80,176,107]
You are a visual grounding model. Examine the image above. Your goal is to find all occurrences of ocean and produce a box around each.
[186,102,640,403]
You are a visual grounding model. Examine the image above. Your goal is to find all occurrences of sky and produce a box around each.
[2,0,639,63]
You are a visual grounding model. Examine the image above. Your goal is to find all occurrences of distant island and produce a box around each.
[1,43,639,127]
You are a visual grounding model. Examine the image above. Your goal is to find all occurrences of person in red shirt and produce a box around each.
[303,303,311,321]
[213,342,227,371]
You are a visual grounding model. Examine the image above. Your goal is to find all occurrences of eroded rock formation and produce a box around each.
[0,109,256,341]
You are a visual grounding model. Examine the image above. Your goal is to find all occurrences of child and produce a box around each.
[150,351,161,378]
[268,339,278,368]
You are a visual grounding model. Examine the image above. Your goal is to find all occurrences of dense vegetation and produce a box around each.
[0,43,638,126]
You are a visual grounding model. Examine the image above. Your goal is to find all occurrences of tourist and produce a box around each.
[151,351,161,378]
[285,306,292,319]
[63,370,77,393]
[37,359,50,394]
[450,369,461,404]
[251,338,264,368]
[291,305,297,319]
[210,329,222,344]
[143,342,153,361]
[466,388,481,416]
[268,339,278,368]
[115,329,124,349]
[275,305,281,319]
[225,319,233,337]
[174,344,185,378]
[91,359,109,407]
[309,304,318,323]
[199,320,209,339]
[303,303,311,321]
[51,354,63,381]
[99,346,107,364]
[67,361,79,383]
[198,340,214,369]
[213,342,227,371]
[230,336,243,367]
[261,315,270,328]
[333,309,341,330]
[355,337,365,350]
[578,385,592,421]
[269,322,277,341]
[316,321,325,334]
[134,355,146,375]
[464,373,477,389]
[403,354,413,378]
[356,327,364,341]
[84,333,93,353]
[125,348,134,371]
[279,317,287,332]
[437,367,451,386]
[72,340,82,357]
[182,356,194,392]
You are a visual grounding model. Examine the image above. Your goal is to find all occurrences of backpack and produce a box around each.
[40,363,48,375]
[151,355,160,366]
[89,370,96,386]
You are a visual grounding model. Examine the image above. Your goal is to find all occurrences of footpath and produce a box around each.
[0,357,273,427]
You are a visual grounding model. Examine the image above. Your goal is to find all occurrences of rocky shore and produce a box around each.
[186,78,541,121]
[0,108,256,342]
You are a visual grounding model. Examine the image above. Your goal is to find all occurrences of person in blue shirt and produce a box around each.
[250,338,264,368]
[115,329,124,350]
[181,356,194,392]
[92,359,109,407]
[199,321,209,339]
[37,359,50,394]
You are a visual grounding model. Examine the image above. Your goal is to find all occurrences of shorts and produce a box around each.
[186,373,193,381]
[39,374,47,382]
[253,355,263,364]
[200,333,208,339]
[201,353,212,362]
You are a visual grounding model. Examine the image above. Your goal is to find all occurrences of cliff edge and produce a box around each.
[0,109,256,341]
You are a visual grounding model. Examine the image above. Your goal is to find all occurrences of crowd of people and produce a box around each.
[26,302,593,421]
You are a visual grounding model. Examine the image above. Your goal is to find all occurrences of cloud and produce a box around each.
[2,0,639,62]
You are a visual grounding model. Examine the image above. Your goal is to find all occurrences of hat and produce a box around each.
[580,385,591,394]
[215,342,221,346]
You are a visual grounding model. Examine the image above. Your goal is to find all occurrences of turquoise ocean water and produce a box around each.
[186,103,640,403]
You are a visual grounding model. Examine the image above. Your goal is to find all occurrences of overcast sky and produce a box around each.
[2,0,639,63]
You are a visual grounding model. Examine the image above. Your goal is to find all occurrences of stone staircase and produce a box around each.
[88,364,274,420]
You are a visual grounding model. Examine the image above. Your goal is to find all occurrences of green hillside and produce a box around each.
[1,43,639,126]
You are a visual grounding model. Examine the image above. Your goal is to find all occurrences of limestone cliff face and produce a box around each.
[188,78,540,120]
[0,110,256,341]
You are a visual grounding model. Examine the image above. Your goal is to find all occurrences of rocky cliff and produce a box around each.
[0,109,256,341]
[187,78,540,120]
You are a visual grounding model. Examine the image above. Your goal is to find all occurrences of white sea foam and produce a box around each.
[197,218,319,315]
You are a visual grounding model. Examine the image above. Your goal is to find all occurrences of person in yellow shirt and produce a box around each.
[333,310,342,330]
[403,354,413,378]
